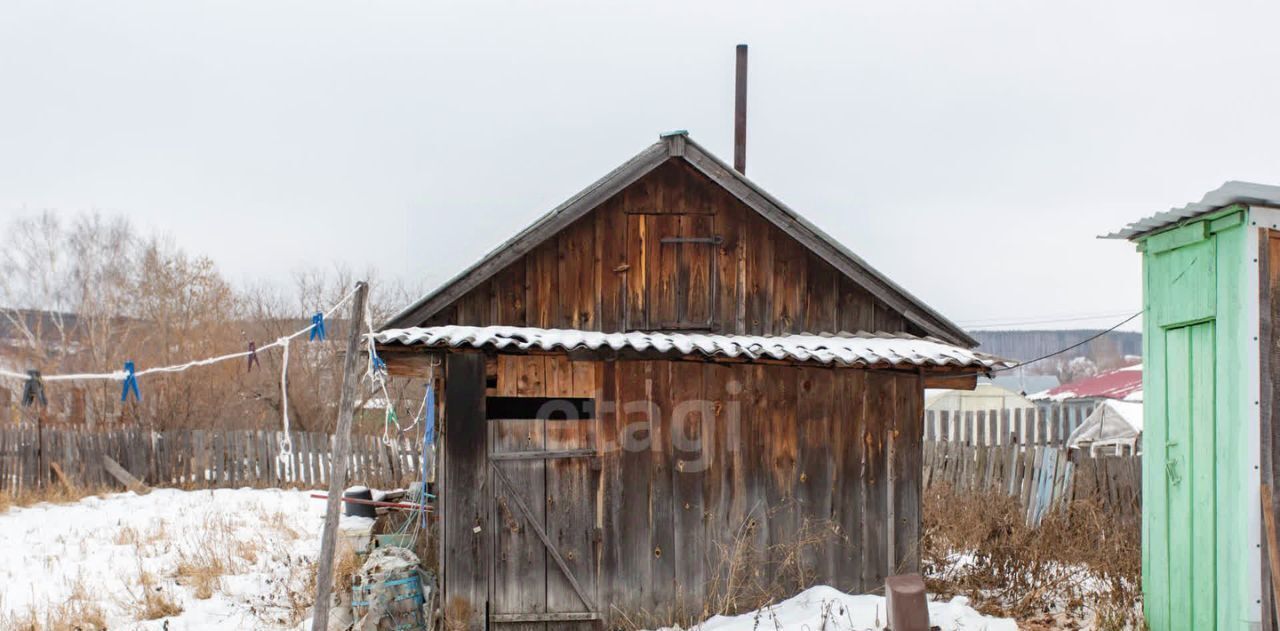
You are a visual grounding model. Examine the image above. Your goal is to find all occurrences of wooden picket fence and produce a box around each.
[0,425,428,494]
[924,400,1097,448]
[923,441,1140,525]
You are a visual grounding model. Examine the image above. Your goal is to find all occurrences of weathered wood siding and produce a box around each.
[442,353,489,629]
[598,360,922,625]
[425,159,922,337]
[440,353,924,629]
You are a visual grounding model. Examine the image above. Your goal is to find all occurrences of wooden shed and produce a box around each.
[1106,182,1280,631]
[376,132,1004,629]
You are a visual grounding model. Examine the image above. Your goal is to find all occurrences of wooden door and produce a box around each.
[625,213,721,331]
[488,413,600,629]
[1158,321,1216,628]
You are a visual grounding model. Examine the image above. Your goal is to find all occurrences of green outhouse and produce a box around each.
[1109,182,1280,630]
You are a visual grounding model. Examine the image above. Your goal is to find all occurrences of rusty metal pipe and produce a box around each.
[734,44,748,174]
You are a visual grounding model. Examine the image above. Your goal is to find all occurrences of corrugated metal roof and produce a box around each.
[373,325,1013,370]
[1103,181,1280,240]
[1028,363,1142,402]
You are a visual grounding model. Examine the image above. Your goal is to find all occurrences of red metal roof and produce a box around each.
[1033,364,1143,402]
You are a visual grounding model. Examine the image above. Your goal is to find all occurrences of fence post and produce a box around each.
[312,281,369,631]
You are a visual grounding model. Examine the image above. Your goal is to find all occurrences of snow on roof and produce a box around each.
[374,325,1014,370]
[1067,399,1144,449]
[1029,363,1143,402]
[1105,399,1144,432]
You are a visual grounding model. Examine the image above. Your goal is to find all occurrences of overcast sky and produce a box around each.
[4,1,1280,331]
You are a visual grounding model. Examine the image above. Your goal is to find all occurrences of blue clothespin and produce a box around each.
[247,341,260,372]
[121,361,141,403]
[423,383,436,447]
[371,354,387,376]
[21,370,46,408]
[309,312,326,341]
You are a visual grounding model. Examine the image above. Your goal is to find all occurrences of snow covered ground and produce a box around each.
[0,488,327,630]
[651,585,1017,631]
[1,490,1017,631]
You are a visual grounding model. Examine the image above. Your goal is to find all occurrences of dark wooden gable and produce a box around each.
[387,133,972,345]
[418,158,924,337]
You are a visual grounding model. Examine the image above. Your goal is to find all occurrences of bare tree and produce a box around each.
[0,210,420,433]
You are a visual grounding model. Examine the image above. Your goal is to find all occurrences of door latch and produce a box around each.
[1166,458,1182,487]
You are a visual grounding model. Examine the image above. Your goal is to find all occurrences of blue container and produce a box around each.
[352,573,425,631]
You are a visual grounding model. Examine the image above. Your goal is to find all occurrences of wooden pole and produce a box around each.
[36,408,44,489]
[311,281,368,631]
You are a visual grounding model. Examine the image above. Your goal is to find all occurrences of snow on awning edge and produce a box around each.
[372,325,1014,371]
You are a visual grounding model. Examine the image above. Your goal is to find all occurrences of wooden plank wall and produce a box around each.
[495,355,596,398]
[441,353,488,630]
[425,160,921,338]
[922,442,1141,526]
[0,425,424,494]
[590,360,922,628]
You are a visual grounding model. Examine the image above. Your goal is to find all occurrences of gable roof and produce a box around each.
[384,132,976,347]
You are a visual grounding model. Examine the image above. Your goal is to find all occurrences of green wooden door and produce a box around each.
[1157,322,1216,628]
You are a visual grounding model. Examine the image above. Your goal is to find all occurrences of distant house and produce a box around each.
[1029,362,1143,404]
[1026,362,1142,446]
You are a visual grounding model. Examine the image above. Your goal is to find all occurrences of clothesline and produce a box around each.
[0,282,435,465]
[0,285,360,382]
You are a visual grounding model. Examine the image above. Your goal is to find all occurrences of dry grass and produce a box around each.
[255,505,303,540]
[245,551,318,627]
[922,483,1142,630]
[0,601,109,631]
[171,511,262,600]
[0,574,109,631]
[277,555,318,626]
[174,546,228,600]
[118,549,184,621]
[332,541,362,595]
[3,484,326,629]
[112,525,140,546]
[0,482,116,514]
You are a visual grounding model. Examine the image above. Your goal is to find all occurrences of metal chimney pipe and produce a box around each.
[734,44,748,174]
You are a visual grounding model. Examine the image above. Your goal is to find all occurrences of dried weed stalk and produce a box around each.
[922,482,1142,630]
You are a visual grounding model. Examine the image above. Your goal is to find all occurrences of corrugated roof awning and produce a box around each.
[1103,181,1280,240]
[373,325,1013,371]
